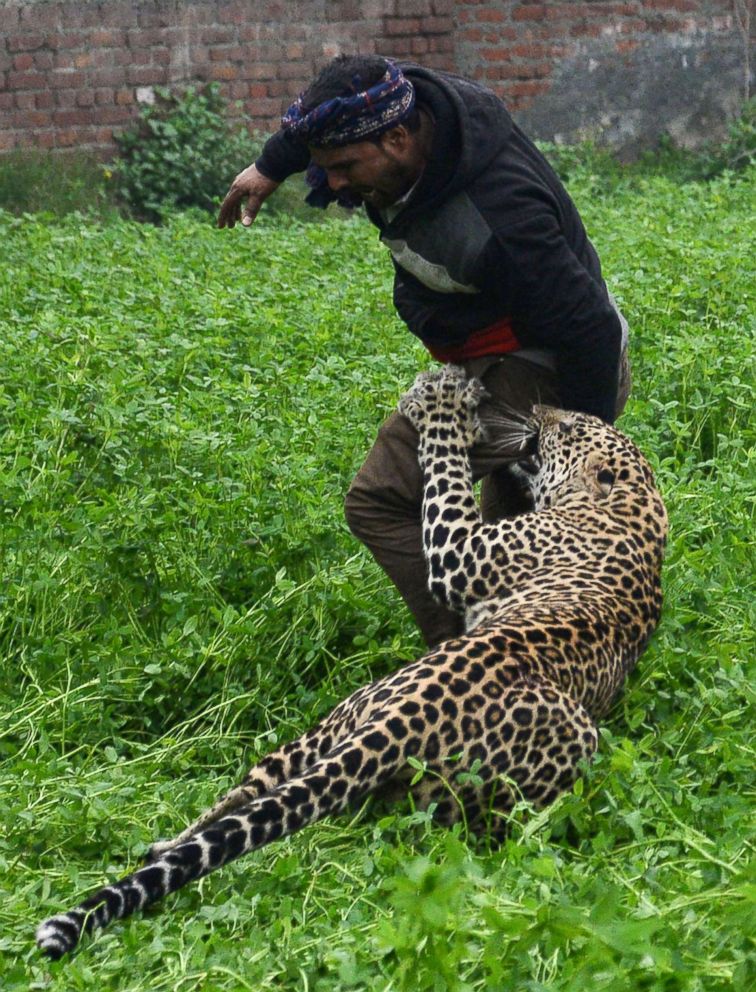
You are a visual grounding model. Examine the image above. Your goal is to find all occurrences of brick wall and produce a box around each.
[455,2,747,150]
[0,0,454,153]
[0,0,750,155]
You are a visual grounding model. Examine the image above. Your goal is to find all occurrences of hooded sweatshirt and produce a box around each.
[255,63,624,423]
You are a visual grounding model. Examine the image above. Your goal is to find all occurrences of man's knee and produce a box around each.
[344,482,370,541]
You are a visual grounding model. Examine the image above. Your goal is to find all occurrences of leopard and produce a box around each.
[36,364,667,959]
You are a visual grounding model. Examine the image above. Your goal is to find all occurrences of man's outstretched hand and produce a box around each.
[217,164,281,229]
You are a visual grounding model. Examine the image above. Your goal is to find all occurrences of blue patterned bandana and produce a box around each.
[281,61,416,148]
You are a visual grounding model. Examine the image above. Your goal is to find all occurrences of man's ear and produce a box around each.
[380,124,412,153]
[584,451,616,496]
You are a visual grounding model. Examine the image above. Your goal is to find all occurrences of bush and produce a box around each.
[111,83,263,223]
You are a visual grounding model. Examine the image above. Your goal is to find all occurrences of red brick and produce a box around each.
[206,64,241,81]
[432,0,454,12]
[475,8,507,23]
[481,47,514,62]
[13,52,35,71]
[115,88,134,105]
[53,109,93,127]
[89,29,127,47]
[15,92,36,111]
[421,15,453,33]
[125,67,167,85]
[428,35,454,52]
[200,26,236,45]
[34,51,54,71]
[595,3,645,14]
[49,70,87,88]
[378,36,413,54]
[241,62,277,80]
[482,64,529,80]
[570,22,603,37]
[19,3,63,31]
[246,96,285,116]
[97,106,135,125]
[384,18,422,36]
[411,36,430,54]
[45,33,85,51]
[512,5,546,22]
[56,128,87,147]
[208,45,246,62]
[266,79,293,97]
[6,70,47,89]
[55,89,78,109]
[36,91,55,109]
[511,42,570,59]
[88,68,127,87]
[7,34,46,52]
[277,62,308,79]
[94,88,115,105]
[248,82,269,98]
[393,0,433,14]
[18,110,54,127]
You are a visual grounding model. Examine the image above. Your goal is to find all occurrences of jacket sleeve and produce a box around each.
[489,211,623,423]
[254,129,311,183]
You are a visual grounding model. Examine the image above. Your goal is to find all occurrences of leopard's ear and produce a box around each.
[584,451,616,497]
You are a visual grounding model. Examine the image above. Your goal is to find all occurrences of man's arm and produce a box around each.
[217,130,310,229]
[490,211,623,423]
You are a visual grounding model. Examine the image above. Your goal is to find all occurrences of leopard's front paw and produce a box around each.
[398,365,488,444]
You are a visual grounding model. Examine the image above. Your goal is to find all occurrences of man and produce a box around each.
[218,55,630,648]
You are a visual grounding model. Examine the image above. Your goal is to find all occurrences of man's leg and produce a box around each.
[344,356,560,648]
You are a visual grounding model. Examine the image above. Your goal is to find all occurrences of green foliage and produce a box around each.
[110,83,307,223]
[541,98,756,188]
[0,159,754,989]
[0,148,116,218]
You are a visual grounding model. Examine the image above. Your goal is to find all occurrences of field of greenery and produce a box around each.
[0,156,753,990]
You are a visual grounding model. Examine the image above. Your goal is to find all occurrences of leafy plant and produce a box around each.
[111,83,265,223]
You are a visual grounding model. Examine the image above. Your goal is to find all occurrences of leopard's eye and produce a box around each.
[558,420,573,434]
[520,430,539,456]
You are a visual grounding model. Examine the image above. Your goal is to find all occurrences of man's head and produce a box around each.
[282,55,430,209]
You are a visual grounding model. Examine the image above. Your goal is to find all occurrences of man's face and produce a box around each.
[309,126,426,210]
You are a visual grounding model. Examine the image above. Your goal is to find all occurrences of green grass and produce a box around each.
[0,163,754,990]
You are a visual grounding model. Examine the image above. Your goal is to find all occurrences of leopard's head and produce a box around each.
[509,406,656,510]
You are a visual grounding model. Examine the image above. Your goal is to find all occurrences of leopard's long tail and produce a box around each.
[36,720,398,959]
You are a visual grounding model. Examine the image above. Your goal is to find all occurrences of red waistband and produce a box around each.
[425,317,521,363]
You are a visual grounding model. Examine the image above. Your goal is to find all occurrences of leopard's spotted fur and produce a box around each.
[37,365,668,959]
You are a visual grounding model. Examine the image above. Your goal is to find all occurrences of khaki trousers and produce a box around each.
[345,351,631,648]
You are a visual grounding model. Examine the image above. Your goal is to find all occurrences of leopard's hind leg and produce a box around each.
[37,716,407,959]
[148,684,376,858]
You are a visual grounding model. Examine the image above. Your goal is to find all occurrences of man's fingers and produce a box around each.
[217,166,280,229]
[241,198,261,227]
[218,189,243,228]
